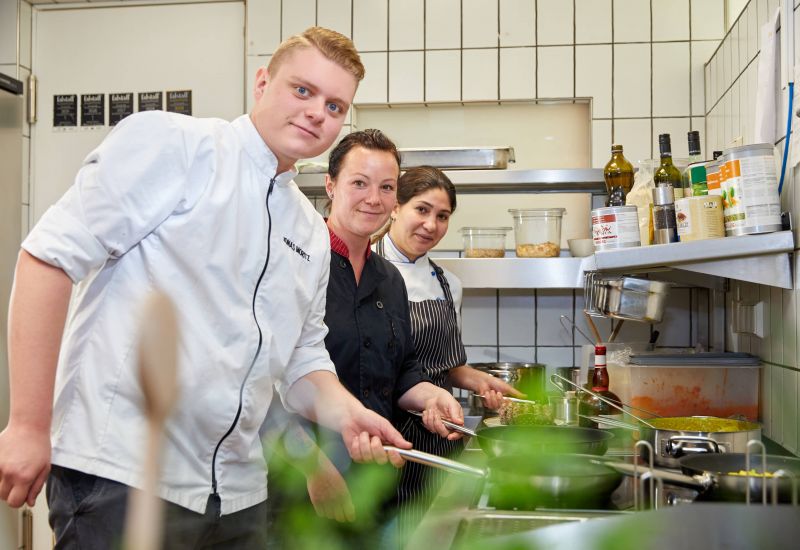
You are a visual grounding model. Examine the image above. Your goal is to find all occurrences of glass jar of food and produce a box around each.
[459,227,512,258]
[508,208,566,257]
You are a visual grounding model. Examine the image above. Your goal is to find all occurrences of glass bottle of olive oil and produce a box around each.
[654,134,683,199]
[603,145,634,206]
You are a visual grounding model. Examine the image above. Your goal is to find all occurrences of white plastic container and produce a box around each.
[459,227,511,258]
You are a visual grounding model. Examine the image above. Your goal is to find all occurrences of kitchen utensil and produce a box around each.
[124,292,180,550]
[398,146,515,170]
[583,311,602,344]
[459,227,512,258]
[468,362,547,414]
[384,447,624,509]
[479,394,540,406]
[595,453,800,503]
[549,393,579,426]
[559,315,594,345]
[607,320,624,343]
[638,416,762,468]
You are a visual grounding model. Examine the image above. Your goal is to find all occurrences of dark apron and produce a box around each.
[392,257,468,537]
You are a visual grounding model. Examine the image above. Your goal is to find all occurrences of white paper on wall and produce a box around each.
[754,7,781,144]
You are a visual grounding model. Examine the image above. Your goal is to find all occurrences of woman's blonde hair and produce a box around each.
[268,26,365,81]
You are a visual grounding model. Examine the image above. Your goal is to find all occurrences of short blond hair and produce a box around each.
[268,26,365,81]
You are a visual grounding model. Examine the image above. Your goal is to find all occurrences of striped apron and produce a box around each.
[394,259,468,539]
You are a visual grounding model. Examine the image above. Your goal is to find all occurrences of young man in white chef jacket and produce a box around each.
[0,27,428,548]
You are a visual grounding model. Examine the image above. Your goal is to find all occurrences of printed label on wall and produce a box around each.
[53,94,78,130]
[109,93,134,126]
[81,93,105,128]
[166,90,192,116]
[138,91,163,111]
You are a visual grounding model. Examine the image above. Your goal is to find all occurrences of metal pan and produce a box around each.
[385,446,623,509]
[597,453,800,503]
[408,412,613,457]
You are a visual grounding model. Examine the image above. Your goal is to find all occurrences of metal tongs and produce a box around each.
[406,410,477,437]
[550,373,659,429]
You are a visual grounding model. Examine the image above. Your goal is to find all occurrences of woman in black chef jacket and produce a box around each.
[264,131,465,547]
[374,166,522,540]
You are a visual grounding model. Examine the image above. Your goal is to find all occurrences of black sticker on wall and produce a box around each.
[53,94,78,127]
[166,90,192,116]
[109,93,134,126]
[138,91,163,112]
[81,93,105,126]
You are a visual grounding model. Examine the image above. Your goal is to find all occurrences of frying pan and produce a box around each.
[408,411,613,457]
[597,453,800,503]
[384,446,623,509]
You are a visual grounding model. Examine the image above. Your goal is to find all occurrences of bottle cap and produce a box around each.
[611,144,623,152]
[652,184,675,205]
[688,130,701,155]
[658,133,671,146]
[594,344,606,354]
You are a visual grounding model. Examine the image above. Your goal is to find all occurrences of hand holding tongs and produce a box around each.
[406,410,477,437]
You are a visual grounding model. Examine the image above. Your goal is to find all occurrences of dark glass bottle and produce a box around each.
[579,345,623,429]
[653,134,684,199]
[603,144,634,206]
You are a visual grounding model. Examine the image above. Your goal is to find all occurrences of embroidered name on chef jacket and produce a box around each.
[283,237,310,261]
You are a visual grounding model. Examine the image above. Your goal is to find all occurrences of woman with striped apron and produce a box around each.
[375,166,520,542]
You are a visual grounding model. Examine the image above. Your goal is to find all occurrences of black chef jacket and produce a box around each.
[324,247,428,422]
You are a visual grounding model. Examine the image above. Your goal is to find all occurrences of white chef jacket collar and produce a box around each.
[233,115,298,186]
[383,233,428,265]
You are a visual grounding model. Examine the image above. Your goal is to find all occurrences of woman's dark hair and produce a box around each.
[397,165,457,212]
[327,128,401,179]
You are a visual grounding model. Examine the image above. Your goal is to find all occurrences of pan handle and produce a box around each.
[666,436,721,458]
[590,459,711,491]
[382,446,485,478]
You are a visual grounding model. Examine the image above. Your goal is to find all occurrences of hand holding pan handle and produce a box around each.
[382,446,485,477]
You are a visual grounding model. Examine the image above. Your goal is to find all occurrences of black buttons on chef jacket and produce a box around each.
[363,389,370,398]
[376,300,384,309]
[382,387,390,397]
[339,259,347,269]
[363,338,371,348]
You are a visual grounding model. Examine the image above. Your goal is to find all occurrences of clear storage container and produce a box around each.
[605,353,761,421]
[508,208,566,257]
[459,227,512,258]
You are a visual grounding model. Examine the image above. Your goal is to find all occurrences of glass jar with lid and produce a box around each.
[508,208,566,257]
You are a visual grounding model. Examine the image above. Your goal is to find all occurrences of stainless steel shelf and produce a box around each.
[434,231,795,290]
[296,168,606,194]
[433,257,588,289]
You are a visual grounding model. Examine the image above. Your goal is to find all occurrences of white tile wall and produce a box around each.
[537,0,573,46]
[425,50,461,101]
[389,0,423,51]
[614,44,651,117]
[652,0,690,42]
[353,0,388,51]
[592,119,613,167]
[355,52,388,103]
[575,0,611,44]
[653,42,691,117]
[426,0,460,49]
[703,0,800,452]
[500,47,535,100]
[498,290,535,345]
[692,0,726,40]
[462,0,498,48]
[615,118,653,163]
[538,46,573,98]
[388,51,423,103]
[651,117,691,159]
[499,0,536,47]
[246,0,280,55]
[613,0,650,43]
[462,48,498,101]
[576,45,612,118]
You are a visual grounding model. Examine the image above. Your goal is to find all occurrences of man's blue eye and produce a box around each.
[327,103,340,113]
[297,86,308,95]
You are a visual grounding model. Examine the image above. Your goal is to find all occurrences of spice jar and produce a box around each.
[652,185,679,244]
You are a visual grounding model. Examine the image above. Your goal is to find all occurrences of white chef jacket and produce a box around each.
[22,111,336,515]
[377,235,463,326]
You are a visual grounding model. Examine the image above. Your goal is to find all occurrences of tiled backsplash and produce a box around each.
[705,0,799,453]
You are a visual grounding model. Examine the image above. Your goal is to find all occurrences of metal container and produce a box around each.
[468,362,547,414]
[639,416,762,468]
[601,276,670,323]
[720,143,782,236]
[591,206,640,251]
[398,146,515,170]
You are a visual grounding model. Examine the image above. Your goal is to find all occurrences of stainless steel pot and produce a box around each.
[468,362,546,414]
[638,416,762,468]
